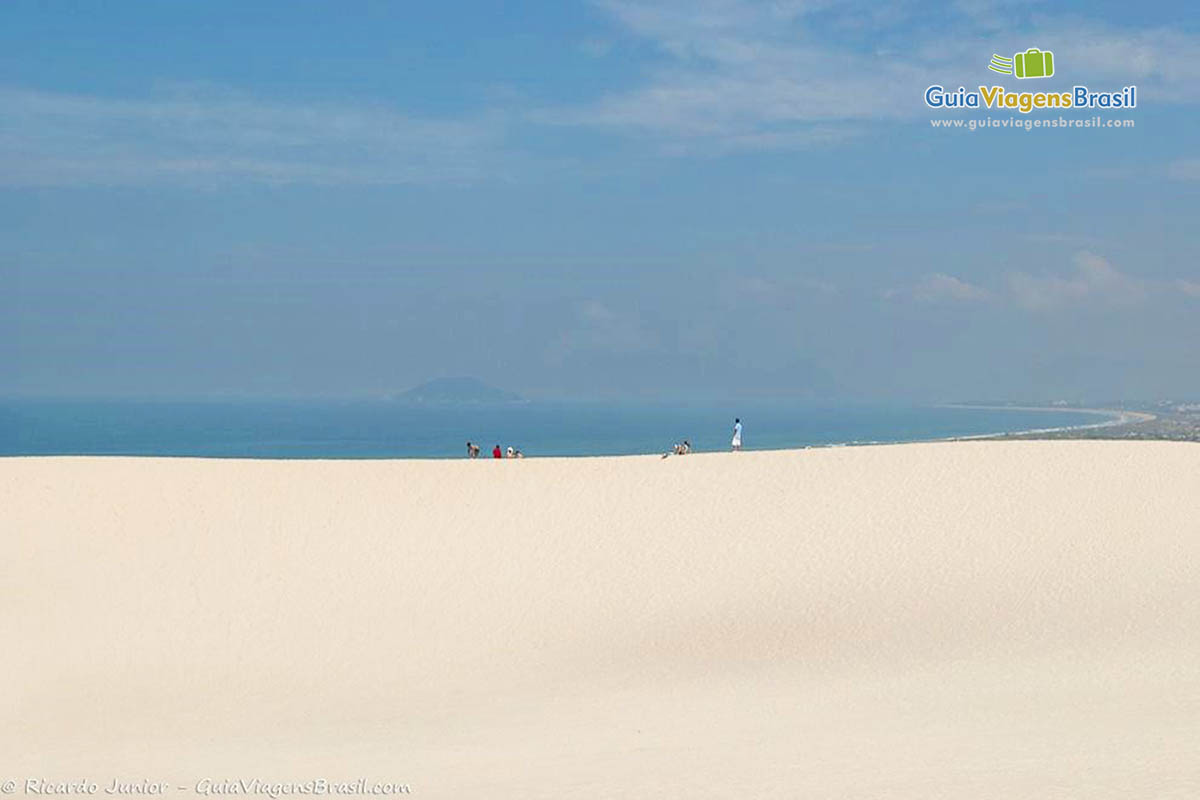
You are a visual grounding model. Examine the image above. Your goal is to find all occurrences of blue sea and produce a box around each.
[0,400,1106,459]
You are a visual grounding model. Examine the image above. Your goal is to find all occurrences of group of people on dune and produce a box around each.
[466,419,742,460]
[466,441,523,459]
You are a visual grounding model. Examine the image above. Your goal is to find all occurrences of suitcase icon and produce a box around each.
[1014,48,1054,79]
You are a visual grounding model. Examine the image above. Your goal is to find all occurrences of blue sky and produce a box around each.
[3,0,1198,401]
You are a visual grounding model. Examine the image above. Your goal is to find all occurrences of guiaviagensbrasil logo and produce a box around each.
[989,48,1054,79]
[925,46,1137,114]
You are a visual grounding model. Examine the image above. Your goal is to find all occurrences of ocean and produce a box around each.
[0,400,1107,459]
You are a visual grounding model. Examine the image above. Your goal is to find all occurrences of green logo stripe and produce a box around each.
[989,53,1014,74]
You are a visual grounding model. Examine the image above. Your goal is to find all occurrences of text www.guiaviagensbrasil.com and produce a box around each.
[930,116,1135,131]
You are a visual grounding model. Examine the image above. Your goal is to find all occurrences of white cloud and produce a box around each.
[885,273,990,303]
[0,86,505,187]
[913,273,991,303]
[533,0,937,151]
[579,38,615,57]
[1179,280,1200,298]
[742,274,839,304]
[1008,251,1147,311]
[1168,159,1200,181]
[1050,27,1200,103]
[8,5,1200,182]
[1018,233,1096,246]
[539,1,1200,154]
[953,0,1043,32]
[545,299,662,363]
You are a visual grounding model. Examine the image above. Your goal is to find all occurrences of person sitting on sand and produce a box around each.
[666,441,691,457]
[492,444,502,459]
[466,441,480,459]
[506,446,515,459]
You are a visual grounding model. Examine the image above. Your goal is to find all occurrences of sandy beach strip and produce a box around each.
[3,441,1199,798]
[936,404,1159,439]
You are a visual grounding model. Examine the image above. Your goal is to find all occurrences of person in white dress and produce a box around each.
[731,418,742,451]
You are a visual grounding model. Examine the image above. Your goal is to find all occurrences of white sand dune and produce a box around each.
[4,441,1199,798]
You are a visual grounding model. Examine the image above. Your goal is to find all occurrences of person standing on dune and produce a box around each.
[731,418,742,451]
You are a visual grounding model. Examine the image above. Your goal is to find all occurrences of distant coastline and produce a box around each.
[937,404,1200,444]
[938,404,1156,438]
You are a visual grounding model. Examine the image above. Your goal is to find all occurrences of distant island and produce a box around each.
[394,377,524,406]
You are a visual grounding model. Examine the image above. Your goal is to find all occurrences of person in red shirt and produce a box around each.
[492,444,502,459]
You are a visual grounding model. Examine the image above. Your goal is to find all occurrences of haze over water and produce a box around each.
[1,400,1104,458]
